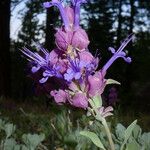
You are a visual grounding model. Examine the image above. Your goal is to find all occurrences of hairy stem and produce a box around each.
[102,119,115,150]
[89,99,115,150]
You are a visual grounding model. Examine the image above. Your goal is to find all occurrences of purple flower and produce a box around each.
[102,34,134,74]
[44,0,89,51]
[43,0,87,29]
[71,92,88,109]
[21,45,64,83]
[79,51,99,72]
[50,89,68,104]
[43,0,69,29]
[64,53,97,82]
[64,58,82,82]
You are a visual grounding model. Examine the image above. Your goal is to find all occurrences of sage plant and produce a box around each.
[21,0,134,149]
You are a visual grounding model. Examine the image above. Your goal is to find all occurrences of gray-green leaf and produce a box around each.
[3,138,17,150]
[22,133,45,149]
[124,120,137,141]
[80,131,105,150]
[116,123,126,141]
[126,139,141,150]
[106,79,121,85]
[4,123,16,138]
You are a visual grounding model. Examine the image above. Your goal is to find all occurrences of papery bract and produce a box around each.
[98,106,113,118]
[55,27,89,51]
[50,89,68,104]
[71,92,88,109]
[88,71,106,97]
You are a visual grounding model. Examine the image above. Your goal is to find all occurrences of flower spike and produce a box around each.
[102,34,134,74]
[43,0,69,29]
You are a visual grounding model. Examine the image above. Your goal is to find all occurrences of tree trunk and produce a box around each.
[124,0,135,91]
[45,8,55,51]
[129,0,135,35]
[0,0,11,97]
[116,0,123,46]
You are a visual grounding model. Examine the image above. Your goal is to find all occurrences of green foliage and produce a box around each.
[0,118,46,150]
[79,120,150,150]
[80,131,105,149]
[4,123,16,138]
[35,109,150,150]
[0,106,150,150]
[22,133,45,149]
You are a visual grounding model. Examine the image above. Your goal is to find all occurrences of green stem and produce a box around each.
[89,99,115,150]
[102,119,115,150]
[120,142,125,150]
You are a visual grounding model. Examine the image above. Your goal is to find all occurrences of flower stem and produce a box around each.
[89,99,115,150]
[102,119,115,150]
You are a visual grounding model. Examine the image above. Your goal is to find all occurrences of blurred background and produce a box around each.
[0,0,150,117]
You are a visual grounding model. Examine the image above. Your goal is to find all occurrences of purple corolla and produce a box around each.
[44,0,89,51]
[44,0,87,29]
[102,34,133,74]
[64,51,98,82]
[21,46,66,83]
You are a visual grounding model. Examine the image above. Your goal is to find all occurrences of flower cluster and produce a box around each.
[21,0,133,111]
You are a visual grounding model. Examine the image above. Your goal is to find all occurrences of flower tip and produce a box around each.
[108,47,115,54]
[126,57,132,63]
[43,2,51,8]
[39,77,48,83]
[31,66,40,73]
[81,0,87,3]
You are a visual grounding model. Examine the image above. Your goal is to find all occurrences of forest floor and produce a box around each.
[0,97,149,135]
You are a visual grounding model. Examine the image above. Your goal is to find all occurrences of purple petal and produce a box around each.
[102,34,134,73]
[74,72,81,80]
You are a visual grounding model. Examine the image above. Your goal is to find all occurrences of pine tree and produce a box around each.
[0,0,11,97]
